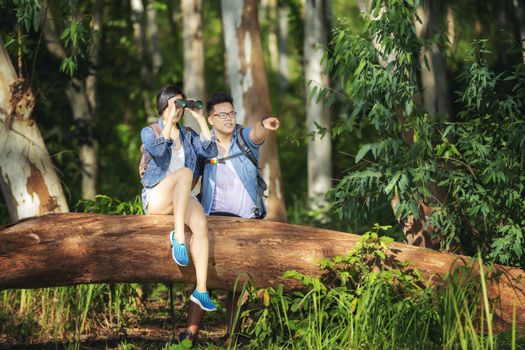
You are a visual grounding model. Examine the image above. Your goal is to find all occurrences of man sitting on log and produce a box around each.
[179,92,280,346]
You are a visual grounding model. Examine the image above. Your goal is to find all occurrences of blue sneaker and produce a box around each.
[170,231,189,266]
[190,289,217,312]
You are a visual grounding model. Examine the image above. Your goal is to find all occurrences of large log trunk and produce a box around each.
[221,0,287,222]
[0,38,69,221]
[0,213,524,330]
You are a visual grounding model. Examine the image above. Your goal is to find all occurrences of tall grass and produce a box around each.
[229,226,524,350]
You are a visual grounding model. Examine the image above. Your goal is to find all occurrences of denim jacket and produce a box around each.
[198,125,266,218]
[140,118,218,188]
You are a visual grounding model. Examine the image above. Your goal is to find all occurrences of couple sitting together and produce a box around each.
[140,85,280,345]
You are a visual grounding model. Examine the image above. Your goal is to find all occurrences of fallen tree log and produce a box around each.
[0,213,524,329]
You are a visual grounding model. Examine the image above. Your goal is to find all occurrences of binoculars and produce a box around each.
[175,99,203,110]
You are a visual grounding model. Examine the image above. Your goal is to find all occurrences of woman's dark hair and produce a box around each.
[156,85,186,115]
[206,92,233,114]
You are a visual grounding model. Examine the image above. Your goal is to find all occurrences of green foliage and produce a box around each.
[232,228,522,349]
[322,0,525,267]
[75,194,144,215]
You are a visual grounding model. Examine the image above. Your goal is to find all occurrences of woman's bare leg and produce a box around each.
[185,197,209,292]
[147,167,193,243]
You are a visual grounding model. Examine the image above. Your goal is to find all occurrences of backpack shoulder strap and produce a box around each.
[236,125,258,167]
[150,123,162,137]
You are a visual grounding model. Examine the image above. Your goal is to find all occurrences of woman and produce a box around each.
[140,85,217,311]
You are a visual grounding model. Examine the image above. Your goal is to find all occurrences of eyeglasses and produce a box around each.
[213,111,237,119]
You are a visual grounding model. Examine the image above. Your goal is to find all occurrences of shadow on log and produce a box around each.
[0,213,524,330]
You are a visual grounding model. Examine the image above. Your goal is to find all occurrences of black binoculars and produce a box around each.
[175,99,203,110]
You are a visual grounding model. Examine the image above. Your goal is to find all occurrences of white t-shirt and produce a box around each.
[167,146,185,175]
[211,157,257,218]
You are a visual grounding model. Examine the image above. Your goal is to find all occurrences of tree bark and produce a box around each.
[304,0,332,210]
[0,38,69,221]
[221,0,287,222]
[277,0,290,91]
[182,0,205,133]
[513,0,525,63]
[42,0,102,200]
[146,0,163,77]
[0,213,524,330]
[415,0,450,116]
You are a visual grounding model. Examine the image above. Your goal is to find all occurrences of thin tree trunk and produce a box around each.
[146,0,163,77]
[277,0,289,91]
[446,4,455,52]
[513,0,525,63]
[0,38,69,221]
[42,0,102,200]
[1,212,524,330]
[268,0,279,71]
[182,0,205,132]
[130,0,155,122]
[304,0,332,210]
[416,0,450,116]
[221,0,287,222]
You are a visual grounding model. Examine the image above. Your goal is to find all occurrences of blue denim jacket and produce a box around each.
[199,125,266,218]
[140,118,218,188]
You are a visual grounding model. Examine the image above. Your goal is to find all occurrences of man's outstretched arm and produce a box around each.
[249,116,280,145]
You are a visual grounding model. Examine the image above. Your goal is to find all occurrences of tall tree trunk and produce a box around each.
[416,0,450,116]
[130,0,155,122]
[446,4,455,52]
[146,0,163,77]
[182,0,205,133]
[513,0,525,63]
[221,0,287,222]
[304,0,332,210]
[0,38,69,221]
[277,0,289,91]
[268,0,279,71]
[42,0,103,200]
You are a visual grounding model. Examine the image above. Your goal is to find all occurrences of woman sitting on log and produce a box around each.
[140,85,218,311]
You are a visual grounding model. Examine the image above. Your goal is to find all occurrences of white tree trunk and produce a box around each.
[221,0,287,222]
[182,0,205,133]
[0,38,69,221]
[304,0,332,210]
[277,1,289,91]
[42,0,102,200]
[416,0,450,116]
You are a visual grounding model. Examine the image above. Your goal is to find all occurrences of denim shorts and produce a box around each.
[141,187,151,214]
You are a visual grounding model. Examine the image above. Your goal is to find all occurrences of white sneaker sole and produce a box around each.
[190,294,217,312]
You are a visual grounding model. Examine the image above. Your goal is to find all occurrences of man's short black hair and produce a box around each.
[207,92,233,114]
[156,85,186,115]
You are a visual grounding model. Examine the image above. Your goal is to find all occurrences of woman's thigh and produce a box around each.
[147,170,189,214]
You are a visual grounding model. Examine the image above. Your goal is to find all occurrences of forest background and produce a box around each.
[1,0,525,348]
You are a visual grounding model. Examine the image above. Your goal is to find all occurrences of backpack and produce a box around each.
[139,123,162,178]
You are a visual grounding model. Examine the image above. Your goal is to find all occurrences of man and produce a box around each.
[179,92,280,345]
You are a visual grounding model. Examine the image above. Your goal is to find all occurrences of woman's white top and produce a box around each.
[167,146,185,175]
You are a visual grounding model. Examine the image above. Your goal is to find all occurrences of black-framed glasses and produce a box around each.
[213,111,237,119]
[175,99,203,110]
